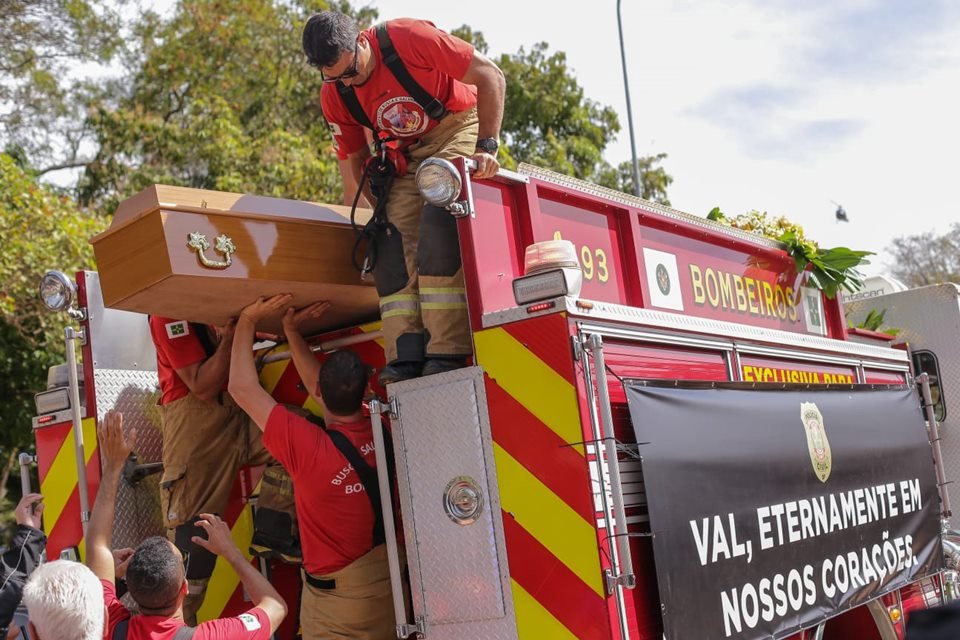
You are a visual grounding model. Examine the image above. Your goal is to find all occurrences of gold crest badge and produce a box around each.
[800,402,832,483]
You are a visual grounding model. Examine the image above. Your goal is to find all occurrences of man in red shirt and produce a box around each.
[229,295,396,639]
[302,12,506,385]
[148,317,274,623]
[86,411,287,639]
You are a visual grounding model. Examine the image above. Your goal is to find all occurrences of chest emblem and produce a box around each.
[377,96,429,137]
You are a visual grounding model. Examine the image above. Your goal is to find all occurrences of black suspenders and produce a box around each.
[335,22,449,134]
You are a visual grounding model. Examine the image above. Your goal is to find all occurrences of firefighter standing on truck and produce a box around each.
[148,317,274,625]
[301,10,506,386]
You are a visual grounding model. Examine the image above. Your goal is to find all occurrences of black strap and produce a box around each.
[335,82,374,131]
[303,572,337,590]
[375,23,448,121]
[113,619,196,639]
[325,424,396,546]
[336,22,448,134]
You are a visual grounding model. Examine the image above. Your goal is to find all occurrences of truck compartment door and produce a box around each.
[388,366,518,639]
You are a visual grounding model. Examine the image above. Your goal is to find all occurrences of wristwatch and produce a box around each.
[475,137,500,155]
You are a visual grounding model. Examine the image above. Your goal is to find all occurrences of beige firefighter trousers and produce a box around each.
[374,107,479,364]
[300,544,404,640]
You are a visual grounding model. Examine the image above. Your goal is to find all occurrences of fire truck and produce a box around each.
[30,160,950,640]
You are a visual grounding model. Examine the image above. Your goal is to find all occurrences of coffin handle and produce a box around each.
[187,232,235,269]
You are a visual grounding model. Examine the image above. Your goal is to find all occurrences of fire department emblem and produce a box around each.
[656,264,671,295]
[800,402,832,483]
[376,97,428,137]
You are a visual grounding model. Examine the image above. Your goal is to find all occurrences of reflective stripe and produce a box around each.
[379,293,418,307]
[420,288,467,311]
[379,294,419,318]
[382,308,419,319]
[420,293,466,304]
[420,287,466,295]
[421,302,468,310]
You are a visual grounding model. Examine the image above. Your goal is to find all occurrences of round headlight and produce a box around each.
[415,157,462,207]
[39,270,76,312]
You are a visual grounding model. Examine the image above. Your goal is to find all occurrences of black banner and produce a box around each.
[625,384,942,640]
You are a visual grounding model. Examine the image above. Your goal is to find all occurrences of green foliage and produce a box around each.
[495,41,620,180]
[0,153,105,458]
[849,308,900,337]
[0,0,126,172]
[886,222,960,287]
[451,25,671,201]
[708,207,873,299]
[78,0,365,210]
[594,155,673,205]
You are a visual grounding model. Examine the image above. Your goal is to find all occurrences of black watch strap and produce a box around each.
[476,137,499,155]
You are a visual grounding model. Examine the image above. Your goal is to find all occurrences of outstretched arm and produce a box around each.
[86,411,136,581]
[228,295,291,430]
[281,303,331,408]
[193,513,287,632]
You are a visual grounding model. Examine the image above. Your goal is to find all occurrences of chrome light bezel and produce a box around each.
[415,157,463,207]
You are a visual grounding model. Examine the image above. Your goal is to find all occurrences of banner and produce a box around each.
[625,384,942,639]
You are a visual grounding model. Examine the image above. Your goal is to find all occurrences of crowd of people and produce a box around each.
[2,7,506,639]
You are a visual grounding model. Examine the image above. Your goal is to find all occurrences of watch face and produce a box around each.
[477,138,499,154]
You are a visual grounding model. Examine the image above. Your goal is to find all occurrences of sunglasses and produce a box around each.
[320,41,360,84]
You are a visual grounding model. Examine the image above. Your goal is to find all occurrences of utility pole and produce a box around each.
[617,0,642,197]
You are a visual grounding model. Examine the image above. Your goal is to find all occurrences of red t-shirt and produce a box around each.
[321,18,477,159]
[263,405,378,575]
[149,317,210,405]
[101,579,271,639]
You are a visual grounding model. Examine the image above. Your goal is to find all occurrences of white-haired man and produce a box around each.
[22,560,104,640]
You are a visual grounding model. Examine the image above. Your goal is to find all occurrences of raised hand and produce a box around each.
[14,493,44,529]
[191,513,242,561]
[281,301,331,337]
[98,410,136,470]
[240,294,294,323]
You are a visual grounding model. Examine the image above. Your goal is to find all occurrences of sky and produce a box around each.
[368,0,960,275]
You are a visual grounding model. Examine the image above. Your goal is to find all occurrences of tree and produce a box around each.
[452,26,672,203]
[886,223,960,287]
[0,153,106,506]
[594,156,673,205]
[78,0,378,211]
[0,0,126,174]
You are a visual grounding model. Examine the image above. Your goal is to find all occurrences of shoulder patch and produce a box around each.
[329,122,342,136]
[238,612,261,631]
[165,321,190,339]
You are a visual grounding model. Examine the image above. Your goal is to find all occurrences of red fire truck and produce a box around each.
[31,160,948,639]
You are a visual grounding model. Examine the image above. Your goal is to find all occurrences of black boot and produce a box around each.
[377,361,423,386]
[421,358,468,377]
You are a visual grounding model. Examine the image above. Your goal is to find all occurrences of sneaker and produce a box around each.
[421,358,468,377]
[377,361,423,386]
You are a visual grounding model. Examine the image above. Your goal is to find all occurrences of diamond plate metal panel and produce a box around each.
[847,284,960,527]
[94,368,166,549]
[390,367,517,639]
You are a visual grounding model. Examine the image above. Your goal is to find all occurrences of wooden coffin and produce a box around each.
[92,185,379,335]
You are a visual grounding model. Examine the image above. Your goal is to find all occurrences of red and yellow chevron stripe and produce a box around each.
[475,314,613,640]
[36,417,101,560]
